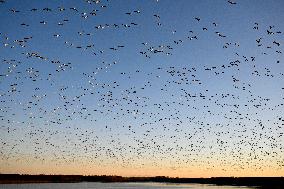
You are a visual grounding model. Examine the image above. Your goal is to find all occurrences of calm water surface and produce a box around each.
[0,182,254,189]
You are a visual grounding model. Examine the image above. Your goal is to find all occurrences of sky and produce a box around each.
[0,0,284,177]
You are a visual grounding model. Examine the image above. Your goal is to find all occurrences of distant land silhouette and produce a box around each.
[0,174,283,188]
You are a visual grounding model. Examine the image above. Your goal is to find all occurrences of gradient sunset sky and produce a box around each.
[0,0,284,177]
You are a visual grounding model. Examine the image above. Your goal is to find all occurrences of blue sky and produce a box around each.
[0,0,284,177]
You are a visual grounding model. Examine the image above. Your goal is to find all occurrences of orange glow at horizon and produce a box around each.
[1,157,283,177]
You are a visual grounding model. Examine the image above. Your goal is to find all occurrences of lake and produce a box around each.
[0,182,254,189]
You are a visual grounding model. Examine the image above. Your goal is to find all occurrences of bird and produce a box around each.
[228,0,237,5]
[43,7,52,11]
[194,17,201,21]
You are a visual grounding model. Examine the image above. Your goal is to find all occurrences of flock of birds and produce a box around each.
[0,0,283,175]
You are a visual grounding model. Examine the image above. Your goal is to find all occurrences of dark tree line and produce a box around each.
[0,174,283,188]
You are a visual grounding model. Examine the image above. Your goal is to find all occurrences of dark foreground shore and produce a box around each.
[0,174,283,188]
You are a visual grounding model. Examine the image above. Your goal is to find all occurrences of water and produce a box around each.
[0,182,254,189]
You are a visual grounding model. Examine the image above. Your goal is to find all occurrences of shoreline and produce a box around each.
[1,174,283,188]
